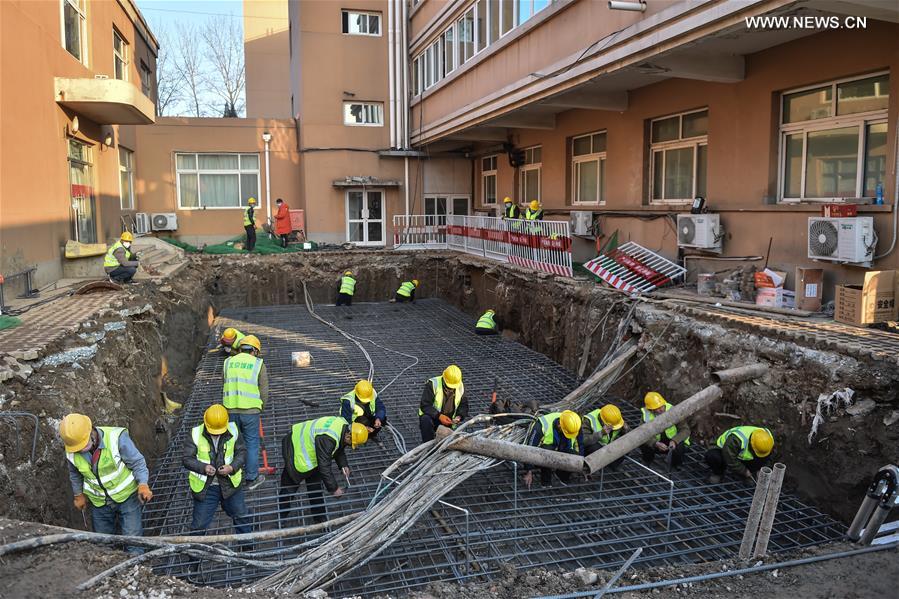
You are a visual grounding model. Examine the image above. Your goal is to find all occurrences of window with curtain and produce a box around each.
[649,109,708,203]
[572,131,606,205]
[119,147,134,210]
[62,0,87,64]
[342,10,381,35]
[176,153,260,209]
[344,102,384,126]
[113,29,129,81]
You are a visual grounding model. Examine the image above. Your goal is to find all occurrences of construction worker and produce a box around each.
[583,404,630,470]
[278,416,368,525]
[222,334,268,490]
[523,410,584,488]
[217,327,246,356]
[395,279,419,303]
[104,231,140,284]
[525,200,544,222]
[336,270,356,307]
[182,404,252,535]
[501,196,520,220]
[419,365,467,443]
[244,197,258,252]
[640,391,691,469]
[340,379,386,440]
[705,426,774,484]
[59,413,152,554]
[475,309,500,335]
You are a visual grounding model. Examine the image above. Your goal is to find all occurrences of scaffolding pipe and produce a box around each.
[739,466,772,559]
[848,495,880,541]
[435,428,586,473]
[752,462,786,558]
[859,505,893,546]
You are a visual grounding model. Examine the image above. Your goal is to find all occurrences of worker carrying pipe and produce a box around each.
[222,334,269,490]
[182,404,252,538]
[216,327,246,356]
[582,404,630,471]
[640,391,691,470]
[59,413,152,555]
[278,416,368,525]
[705,425,774,484]
[336,270,356,307]
[340,379,387,441]
[419,365,467,443]
[522,410,584,488]
[395,279,419,303]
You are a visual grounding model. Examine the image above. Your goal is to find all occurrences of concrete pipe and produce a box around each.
[847,495,880,541]
[711,363,769,384]
[739,466,772,560]
[753,462,786,558]
[436,428,586,473]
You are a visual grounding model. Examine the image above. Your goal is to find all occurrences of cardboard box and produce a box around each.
[834,270,897,326]
[755,287,796,309]
[754,268,786,289]
[795,267,824,311]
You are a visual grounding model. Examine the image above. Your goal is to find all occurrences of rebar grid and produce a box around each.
[144,299,844,595]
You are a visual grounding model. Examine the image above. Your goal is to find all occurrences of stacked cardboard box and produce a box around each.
[834,270,898,326]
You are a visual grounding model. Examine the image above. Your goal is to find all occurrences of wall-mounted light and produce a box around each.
[609,1,646,12]
[103,132,114,146]
[101,125,115,148]
[261,131,272,143]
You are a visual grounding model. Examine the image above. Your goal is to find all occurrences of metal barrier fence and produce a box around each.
[394,215,573,277]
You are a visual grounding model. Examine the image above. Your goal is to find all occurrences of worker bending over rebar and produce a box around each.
[705,425,774,484]
[340,379,387,441]
[418,365,468,443]
[640,392,691,470]
[522,410,584,488]
[582,404,629,471]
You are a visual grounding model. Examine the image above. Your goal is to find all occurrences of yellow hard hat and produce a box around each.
[486,309,495,315]
[354,379,374,403]
[344,270,353,277]
[412,279,420,287]
[442,364,462,389]
[351,422,369,448]
[750,429,774,457]
[599,404,624,430]
[239,335,261,352]
[59,413,93,453]
[644,391,666,410]
[529,200,540,211]
[248,197,257,205]
[203,404,229,435]
[503,196,512,204]
[120,231,134,242]
[559,410,582,439]
[221,328,238,343]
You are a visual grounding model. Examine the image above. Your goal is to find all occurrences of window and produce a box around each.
[779,73,889,201]
[68,139,96,243]
[139,60,152,97]
[482,155,498,205]
[649,109,708,203]
[458,9,474,64]
[61,0,87,64]
[412,56,421,96]
[342,10,381,36]
[176,153,260,209]
[425,196,470,216]
[519,146,542,203]
[517,0,550,26]
[443,26,455,76]
[113,29,129,80]
[119,147,134,210]
[475,0,487,53]
[501,0,515,36]
[572,132,606,205]
[344,102,384,126]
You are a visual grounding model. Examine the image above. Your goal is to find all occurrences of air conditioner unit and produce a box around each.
[151,213,178,231]
[570,211,594,237]
[134,213,150,235]
[677,213,722,250]
[807,216,875,266]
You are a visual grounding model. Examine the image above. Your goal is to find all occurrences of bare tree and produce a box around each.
[153,25,183,116]
[201,16,245,118]
[171,22,207,117]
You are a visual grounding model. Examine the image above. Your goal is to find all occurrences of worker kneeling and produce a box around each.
[182,404,252,536]
[341,379,386,441]
[104,231,140,284]
[218,327,246,356]
[523,410,584,488]
[60,413,152,555]
[583,404,629,471]
[336,270,356,306]
[705,426,774,484]
[640,392,691,470]
[475,309,499,335]
[395,279,419,303]
[419,365,468,443]
[279,416,367,525]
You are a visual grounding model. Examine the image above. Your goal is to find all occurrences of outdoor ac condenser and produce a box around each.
[677,213,721,251]
[570,211,594,237]
[151,213,178,232]
[807,216,875,267]
[134,213,150,235]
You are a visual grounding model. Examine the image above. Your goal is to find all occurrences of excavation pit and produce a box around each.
[143,298,845,595]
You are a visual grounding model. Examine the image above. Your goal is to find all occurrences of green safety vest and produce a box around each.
[290,416,347,474]
[340,389,379,421]
[717,426,771,461]
[103,241,133,268]
[476,312,497,330]
[536,412,579,452]
[222,353,264,410]
[503,204,519,219]
[397,282,415,297]
[418,376,464,418]
[641,404,690,445]
[584,409,622,445]
[66,426,138,508]
[243,206,255,227]
[223,329,245,349]
[340,276,357,296]
[525,209,542,221]
[188,423,243,493]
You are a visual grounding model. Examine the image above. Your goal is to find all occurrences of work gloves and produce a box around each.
[73,493,88,511]
[438,414,453,427]
[137,483,153,503]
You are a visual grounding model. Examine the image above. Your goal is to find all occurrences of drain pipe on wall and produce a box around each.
[262,131,273,223]
[874,124,899,260]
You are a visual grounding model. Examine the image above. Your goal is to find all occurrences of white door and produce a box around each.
[346,189,385,246]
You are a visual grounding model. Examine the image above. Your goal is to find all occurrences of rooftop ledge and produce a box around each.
[55,77,155,125]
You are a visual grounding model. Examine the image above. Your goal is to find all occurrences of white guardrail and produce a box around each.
[393,214,573,277]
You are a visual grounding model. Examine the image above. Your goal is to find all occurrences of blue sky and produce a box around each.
[136,0,243,33]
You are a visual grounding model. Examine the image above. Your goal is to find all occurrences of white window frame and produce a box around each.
[118,146,134,210]
[649,109,708,205]
[425,195,471,216]
[341,10,382,36]
[778,71,890,203]
[443,24,456,77]
[345,188,386,246]
[175,153,261,210]
[343,102,384,126]
[61,0,88,65]
[571,131,607,206]
[113,28,129,81]
[518,146,542,204]
[481,155,498,205]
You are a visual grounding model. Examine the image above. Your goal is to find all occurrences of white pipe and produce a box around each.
[874,120,899,259]
[401,0,410,148]
[404,155,410,215]
[263,137,272,222]
[608,1,646,11]
[387,0,396,149]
